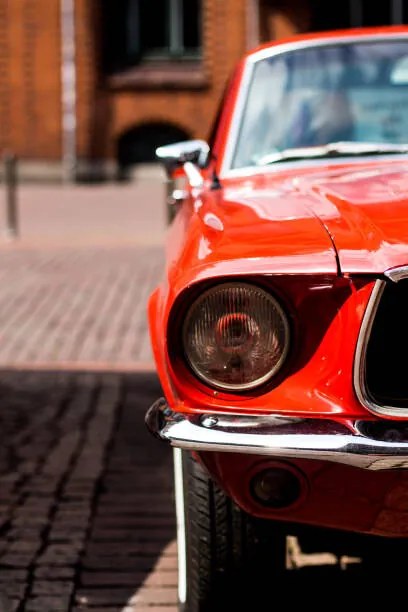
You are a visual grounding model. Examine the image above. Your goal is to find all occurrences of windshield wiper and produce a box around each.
[256,141,408,166]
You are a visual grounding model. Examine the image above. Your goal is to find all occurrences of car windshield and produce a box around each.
[232,38,408,169]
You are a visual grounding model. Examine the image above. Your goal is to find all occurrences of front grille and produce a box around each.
[365,278,408,409]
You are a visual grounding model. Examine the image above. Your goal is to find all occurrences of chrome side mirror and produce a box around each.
[156,140,210,174]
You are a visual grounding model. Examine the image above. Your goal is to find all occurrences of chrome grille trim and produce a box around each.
[354,267,408,418]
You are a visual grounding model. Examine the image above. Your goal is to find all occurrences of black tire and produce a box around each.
[173,449,287,612]
[0,593,12,612]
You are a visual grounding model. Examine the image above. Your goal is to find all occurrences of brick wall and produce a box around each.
[0,0,308,166]
[76,0,250,162]
[0,0,61,160]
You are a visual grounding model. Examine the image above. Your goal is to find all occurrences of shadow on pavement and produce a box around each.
[238,551,407,611]
[0,369,176,611]
[0,369,406,611]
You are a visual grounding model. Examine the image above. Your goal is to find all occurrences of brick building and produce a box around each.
[1,0,408,180]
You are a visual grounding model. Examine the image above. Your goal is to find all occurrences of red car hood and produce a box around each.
[170,160,408,294]
[172,185,338,290]
[294,160,408,274]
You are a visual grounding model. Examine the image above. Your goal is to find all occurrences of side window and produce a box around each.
[391,56,408,84]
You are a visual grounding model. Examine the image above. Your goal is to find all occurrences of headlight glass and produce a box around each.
[183,282,290,390]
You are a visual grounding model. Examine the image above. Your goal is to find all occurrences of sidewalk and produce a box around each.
[0,370,177,612]
[0,179,166,369]
[0,177,393,611]
[0,180,167,248]
[0,177,179,611]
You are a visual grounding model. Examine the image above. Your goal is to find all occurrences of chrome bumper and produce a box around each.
[145,398,408,471]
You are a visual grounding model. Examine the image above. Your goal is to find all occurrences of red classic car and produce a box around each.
[146,25,408,610]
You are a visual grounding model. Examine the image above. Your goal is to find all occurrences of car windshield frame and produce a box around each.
[221,32,408,176]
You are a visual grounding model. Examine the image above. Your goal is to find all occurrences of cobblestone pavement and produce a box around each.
[0,369,405,612]
[0,181,405,611]
[0,181,167,247]
[0,247,163,367]
[0,370,177,611]
[0,179,166,368]
[0,180,180,610]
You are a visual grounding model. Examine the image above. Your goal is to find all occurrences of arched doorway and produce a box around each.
[116,122,191,179]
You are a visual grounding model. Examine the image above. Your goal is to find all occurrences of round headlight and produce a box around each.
[182,282,290,391]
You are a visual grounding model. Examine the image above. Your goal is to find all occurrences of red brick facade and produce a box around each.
[0,0,403,175]
[0,0,61,159]
[0,0,252,170]
[75,0,250,165]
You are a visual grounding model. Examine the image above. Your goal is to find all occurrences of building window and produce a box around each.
[103,0,202,74]
[309,0,408,31]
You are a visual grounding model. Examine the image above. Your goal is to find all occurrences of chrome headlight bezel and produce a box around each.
[181,281,291,392]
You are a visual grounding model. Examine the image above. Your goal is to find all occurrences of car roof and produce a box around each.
[246,24,408,61]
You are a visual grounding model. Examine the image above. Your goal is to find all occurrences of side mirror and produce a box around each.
[156,140,210,174]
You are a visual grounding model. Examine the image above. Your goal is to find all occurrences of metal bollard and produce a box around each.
[165,175,176,225]
[165,174,188,225]
[3,152,18,238]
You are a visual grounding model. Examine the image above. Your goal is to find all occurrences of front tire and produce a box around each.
[173,448,286,612]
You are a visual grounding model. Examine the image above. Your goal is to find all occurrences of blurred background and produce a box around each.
[1,0,406,184]
[0,2,407,611]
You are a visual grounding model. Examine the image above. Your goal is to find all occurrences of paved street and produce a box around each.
[0,177,167,248]
[0,177,178,610]
[0,246,162,368]
[0,369,403,612]
[0,176,404,611]
[0,177,165,369]
[0,370,177,611]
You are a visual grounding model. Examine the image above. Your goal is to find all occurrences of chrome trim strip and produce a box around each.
[354,267,408,417]
[146,398,408,470]
[221,32,408,175]
[173,448,187,604]
[221,53,255,174]
[384,265,408,283]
